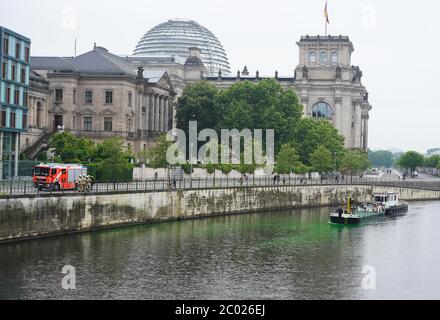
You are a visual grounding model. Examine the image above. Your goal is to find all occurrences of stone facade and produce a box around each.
[26,35,372,157]
[135,35,372,150]
[202,36,372,150]
[20,71,50,151]
[28,46,176,154]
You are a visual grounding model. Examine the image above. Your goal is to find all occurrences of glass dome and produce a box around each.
[134,19,231,75]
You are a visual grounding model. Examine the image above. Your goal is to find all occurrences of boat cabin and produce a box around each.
[373,192,400,208]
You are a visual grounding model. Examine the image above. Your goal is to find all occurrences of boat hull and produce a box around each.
[385,204,408,217]
[330,213,384,225]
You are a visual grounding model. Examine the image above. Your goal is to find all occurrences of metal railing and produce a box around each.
[1,176,440,198]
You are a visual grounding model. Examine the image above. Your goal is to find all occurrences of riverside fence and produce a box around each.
[1,176,440,198]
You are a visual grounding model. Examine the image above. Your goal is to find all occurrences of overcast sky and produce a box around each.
[1,0,439,153]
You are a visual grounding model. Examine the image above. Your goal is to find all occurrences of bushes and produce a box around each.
[85,162,133,182]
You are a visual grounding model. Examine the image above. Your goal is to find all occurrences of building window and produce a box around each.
[21,67,26,83]
[25,47,30,63]
[85,90,93,104]
[22,114,27,129]
[73,89,77,104]
[320,51,328,64]
[311,102,333,119]
[1,62,6,79]
[105,91,113,104]
[14,89,19,105]
[72,115,76,130]
[6,87,11,104]
[1,111,6,127]
[128,92,132,107]
[23,91,28,107]
[309,51,316,64]
[331,52,338,65]
[83,116,92,131]
[15,43,21,59]
[10,112,16,128]
[104,117,113,132]
[55,89,63,102]
[3,38,9,55]
[12,64,16,81]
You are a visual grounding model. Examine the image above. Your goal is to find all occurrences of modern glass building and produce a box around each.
[0,27,30,178]
[134,19,231,75]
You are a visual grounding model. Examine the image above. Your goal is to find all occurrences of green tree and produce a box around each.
[146,134,174,168]
[96,137,133,182]
[176,81,220,137]
[310,145,333,177]
[216,79,303,153]
[424,155,440,168]
[398,151,425,173]
[368,150,395,168]
[294,118,345,167]
[275,144,301,174]
[341,150,371,180]
[49,131,96,163]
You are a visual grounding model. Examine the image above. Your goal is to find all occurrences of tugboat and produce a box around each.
[373,192,408,217]
[330,192,408,225]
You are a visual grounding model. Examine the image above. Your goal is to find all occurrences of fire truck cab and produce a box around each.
[33,163,88,191]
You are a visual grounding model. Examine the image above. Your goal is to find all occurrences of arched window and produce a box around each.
[309,51,316,64]
[311,102,333,119]
[320,51,328,64]
[331,51,338,65]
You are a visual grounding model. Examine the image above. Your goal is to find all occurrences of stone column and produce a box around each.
[148,94,154,131]
[155,94,160,132]
[334,97,342,133]
[145,93,150,132]
[353,100,362,149]
[300,96,309,118]
[158,96,162,132]
[138,92,145,132]
[363,116,369,150]
[164,97,169,131]
[160,96,165,132]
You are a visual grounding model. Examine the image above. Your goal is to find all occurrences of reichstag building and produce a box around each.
[24,18,371,156]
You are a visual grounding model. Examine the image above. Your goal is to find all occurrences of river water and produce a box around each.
[1,201,440,300]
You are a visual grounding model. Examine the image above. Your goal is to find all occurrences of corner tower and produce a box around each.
[294,35,372,150]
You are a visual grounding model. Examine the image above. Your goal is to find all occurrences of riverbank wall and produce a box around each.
[1,185,439,243]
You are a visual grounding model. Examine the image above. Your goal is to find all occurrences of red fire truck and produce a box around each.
[33,163,88,191]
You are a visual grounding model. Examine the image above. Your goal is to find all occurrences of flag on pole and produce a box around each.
[324,1,330,24]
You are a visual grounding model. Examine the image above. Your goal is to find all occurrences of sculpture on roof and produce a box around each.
[352,66,363,83]
[242,66,249,76]
[137,67,144,79]
[302,65,309,80]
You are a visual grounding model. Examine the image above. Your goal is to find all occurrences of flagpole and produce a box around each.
[324,0,329,36]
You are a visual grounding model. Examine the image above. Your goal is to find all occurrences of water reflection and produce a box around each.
[0,202,439,300]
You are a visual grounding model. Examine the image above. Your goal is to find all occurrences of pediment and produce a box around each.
[157,72,174,92]
[99,108,117,116]
[48,103,67,114]
[79,107,96,116]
